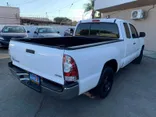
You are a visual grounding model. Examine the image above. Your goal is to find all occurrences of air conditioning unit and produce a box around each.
[131,9,145,20]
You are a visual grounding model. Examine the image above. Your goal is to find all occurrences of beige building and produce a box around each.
[95,0,156,52]
[0,6,20,25]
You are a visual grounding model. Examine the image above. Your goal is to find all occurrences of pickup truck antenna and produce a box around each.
[114,19,117,23]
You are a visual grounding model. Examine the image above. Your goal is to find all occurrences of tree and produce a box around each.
[72,21,78,26]
[84,0,95,18]
[54,17,72,25]
[84,0,101,19]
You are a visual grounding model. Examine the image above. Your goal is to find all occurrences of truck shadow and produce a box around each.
[2,55,156,117]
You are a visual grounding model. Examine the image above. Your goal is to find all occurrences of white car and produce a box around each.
[33,26,61,38]
[8,18,145,100]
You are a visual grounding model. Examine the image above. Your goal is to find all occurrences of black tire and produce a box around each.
[95,67,114,99]
[133,47,144,64]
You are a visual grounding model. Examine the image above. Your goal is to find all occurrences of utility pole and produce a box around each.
[46,12,48,18]
[92,0,95,19]
[58,10,60,16]
[7,2,9,6]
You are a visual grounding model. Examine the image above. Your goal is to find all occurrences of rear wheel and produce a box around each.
[95,67,114,99]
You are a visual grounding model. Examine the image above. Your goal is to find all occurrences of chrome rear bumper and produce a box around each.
[8,62,79,99]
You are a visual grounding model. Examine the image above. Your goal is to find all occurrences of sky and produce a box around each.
[0,0,92,21]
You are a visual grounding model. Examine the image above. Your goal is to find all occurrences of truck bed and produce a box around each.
[12,36,121,49]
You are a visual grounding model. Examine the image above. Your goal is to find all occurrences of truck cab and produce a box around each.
[74,18,145,67]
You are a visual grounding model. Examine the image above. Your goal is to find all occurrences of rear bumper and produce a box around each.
[0,40,9,47]
[8,62,79,100]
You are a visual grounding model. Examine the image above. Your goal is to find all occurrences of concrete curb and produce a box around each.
[144,50,156,59]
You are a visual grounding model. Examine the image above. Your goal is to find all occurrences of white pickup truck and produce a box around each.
[8,18,145,99]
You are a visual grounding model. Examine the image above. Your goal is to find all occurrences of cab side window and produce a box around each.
[123,23,131,39]
[130,24,139,38]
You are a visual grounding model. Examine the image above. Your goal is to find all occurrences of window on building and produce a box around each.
[130,24,139,38]
[123,23,131,38]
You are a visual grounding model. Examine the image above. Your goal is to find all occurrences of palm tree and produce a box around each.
[84,0,95,18]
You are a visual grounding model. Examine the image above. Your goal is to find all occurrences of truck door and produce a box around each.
[123,23,136,57]
[122,22,138,66]
[129,24,140,54]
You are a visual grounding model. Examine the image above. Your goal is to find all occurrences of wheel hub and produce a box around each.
[103,76,112,92]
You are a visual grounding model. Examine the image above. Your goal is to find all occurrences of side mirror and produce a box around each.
[70,29,74,35]
[27,30,30,33]
[139,32,146,38]
[34,31,38,34]
[57,31,60,34]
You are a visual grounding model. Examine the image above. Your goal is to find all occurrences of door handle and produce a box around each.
[133,42,136,45]
[26,49,35,54]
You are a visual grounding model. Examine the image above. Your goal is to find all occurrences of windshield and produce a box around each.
[2,26,26,33]
[75,23,119,38]
[37,28,56,33]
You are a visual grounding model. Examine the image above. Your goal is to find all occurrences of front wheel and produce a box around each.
[95,67,114,99]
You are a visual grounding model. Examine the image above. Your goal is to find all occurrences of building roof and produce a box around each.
[80,18,125,23]
[95,0,156,13]
[20,17,72,25]
[21,17,53,23]
[0,6,19,9]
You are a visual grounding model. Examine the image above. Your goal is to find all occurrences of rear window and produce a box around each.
[75,23,90,36]
[2,26,26,33]
[37,28,56,33]
[75,23,119,38]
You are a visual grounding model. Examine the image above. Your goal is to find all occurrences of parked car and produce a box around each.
[33,26,61,38]
[0,25,29,47]
[8,18,145,100]
[64,28,75,36]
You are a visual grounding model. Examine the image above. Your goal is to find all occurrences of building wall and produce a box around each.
[101,5,156,52]
[0,6,20,25]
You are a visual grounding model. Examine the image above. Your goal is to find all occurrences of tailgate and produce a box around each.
[9,40,65,85]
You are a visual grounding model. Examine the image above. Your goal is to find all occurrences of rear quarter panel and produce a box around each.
[65,41,125,95]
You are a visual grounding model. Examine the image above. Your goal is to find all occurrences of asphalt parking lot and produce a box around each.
[0,48,156,117]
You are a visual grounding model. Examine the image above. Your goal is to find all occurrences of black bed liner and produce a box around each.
[12,36,122,50]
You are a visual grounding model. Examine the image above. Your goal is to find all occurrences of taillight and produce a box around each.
[92,19,100,22]
[63,54,79,82]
